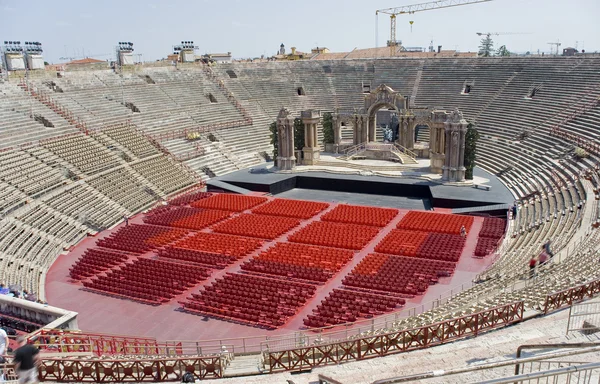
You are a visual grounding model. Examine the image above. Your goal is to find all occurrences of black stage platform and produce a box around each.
[207,165,514,210]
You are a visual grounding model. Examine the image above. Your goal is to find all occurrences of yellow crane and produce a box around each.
[376,0,493,56]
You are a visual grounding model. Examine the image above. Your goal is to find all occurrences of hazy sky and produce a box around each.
[1,0,598,63]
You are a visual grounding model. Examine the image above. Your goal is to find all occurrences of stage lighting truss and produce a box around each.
[117,41,134,52]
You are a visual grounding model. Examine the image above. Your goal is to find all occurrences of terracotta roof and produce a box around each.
[67,58,105,65]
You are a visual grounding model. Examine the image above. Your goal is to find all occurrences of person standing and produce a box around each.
[123,215,129,226]
[0,326,7,357]
[460,225,467,238]
[12,336,39,384]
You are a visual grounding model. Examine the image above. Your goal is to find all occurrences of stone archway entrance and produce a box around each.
[364,84,408,144]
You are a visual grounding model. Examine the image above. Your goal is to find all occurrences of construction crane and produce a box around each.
[476,32,530,38]
[548,41,561,55]
[376,0,493,56]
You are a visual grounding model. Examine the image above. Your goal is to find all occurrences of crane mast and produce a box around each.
[377,0,493,56]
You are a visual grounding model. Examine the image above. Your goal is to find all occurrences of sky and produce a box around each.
[1,0,598,64]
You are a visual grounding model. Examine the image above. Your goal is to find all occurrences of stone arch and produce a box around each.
[362,84,407,144]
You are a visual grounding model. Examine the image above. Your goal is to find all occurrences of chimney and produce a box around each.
[291,47,297,55]
[437,45,442,53]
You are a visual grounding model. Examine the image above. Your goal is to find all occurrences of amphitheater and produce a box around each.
[1,56,600,383]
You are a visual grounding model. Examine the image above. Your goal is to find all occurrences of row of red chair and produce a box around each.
[212,213,300,239]
[342,253,455,296]
[303,288,405,328]
[321,204,398,227]
[191,193,268,212]
[251,198,329,219]
[83,258,211,305]
[69,248,130,280]
[479,217,506,239]
[173,232,263,258]
[416,233,466,262]
[474,237,500,257]
[241,260,332,282]
[397,211,474,235]
[250,242,354,271]
[375,229,429,257]
[158,247,237,269]
[96,224,189,254]
[289,221,381,250]
[144,206,232,230]
[181,273,316,329]
[169,191,213,206]
[240,242,354,282]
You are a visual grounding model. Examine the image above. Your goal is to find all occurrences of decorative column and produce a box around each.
[429,110,447,174]
[276,107,296,170]
[332,115,342,145]
[406,116,415,149]
[301,109,321,165]
[368,114,376,142]
[442,108,468,182]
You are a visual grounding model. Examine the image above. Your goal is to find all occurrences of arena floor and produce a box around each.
[45,197,495,348]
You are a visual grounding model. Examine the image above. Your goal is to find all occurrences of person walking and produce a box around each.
[529,256,537,279]
[538,246,549,266]
[123,215,129,226]
[543,239,554,259]
[460,225,467,238]
[12,336,39,384]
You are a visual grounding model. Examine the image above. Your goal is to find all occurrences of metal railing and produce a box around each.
[392,143,417,160]
[567,299,600,335]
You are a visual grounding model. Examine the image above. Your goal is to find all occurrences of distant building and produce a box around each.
[202,53,232,63]
[279,43,285,55]
[67,58,105,65]
[562,47,578,56]
[311,47,330,54]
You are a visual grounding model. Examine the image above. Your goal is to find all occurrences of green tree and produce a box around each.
[294,118,305,151]
[464,122,480,180]
[478,35,494,57]
[322,112,334,144]
[496,45,510,57]
[269,121,278,161]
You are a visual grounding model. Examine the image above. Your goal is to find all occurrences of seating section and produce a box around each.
[342,253,456,296]
[172,232,263,258]
[374,229,430,257]
[158,247,237,269]
[289,221,381,250]
[252,198,330,219]
[191,193,268,212]
[475,217,507,257]
[304,288,405,328]
[85,168,156,213]
[83,258,211,305]
[240,242,354,283]
[130,156,196,194]
[69,248,130,280]
[181,273,316,329]
[169,191,213,206]
[212,213,300,239]
[42,134,121,175]
[143,206,232,230]
[101,123,159,158]
[321,204,398,227]
[0,149,65,197]
[398,211,474,234]
[96,224,189,254]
